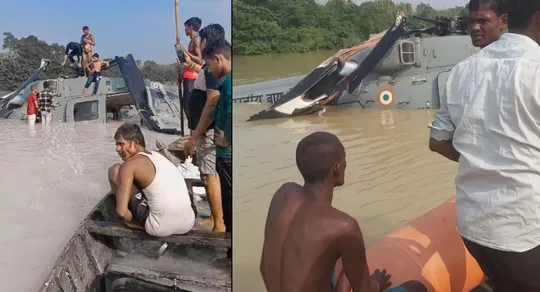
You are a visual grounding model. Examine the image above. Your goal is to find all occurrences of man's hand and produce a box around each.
[370,269,391,292]
[215,128,229,147]
[61,61,66,66]
[184,137,197,156]
[124,221,145,231]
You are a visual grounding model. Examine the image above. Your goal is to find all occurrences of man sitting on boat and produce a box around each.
[108,122,195,237]
[260,132,426,292]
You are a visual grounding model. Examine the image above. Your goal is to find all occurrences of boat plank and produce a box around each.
[107,262,231,291]
[86,220,231,248]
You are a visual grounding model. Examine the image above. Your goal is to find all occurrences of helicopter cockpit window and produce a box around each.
[399,41,416,65]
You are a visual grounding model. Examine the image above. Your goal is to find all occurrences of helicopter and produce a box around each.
[234,13,478,121]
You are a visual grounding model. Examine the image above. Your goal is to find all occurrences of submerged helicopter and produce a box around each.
[234,13,478,121]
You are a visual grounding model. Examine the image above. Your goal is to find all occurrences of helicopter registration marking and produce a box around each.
[377,88,395,108]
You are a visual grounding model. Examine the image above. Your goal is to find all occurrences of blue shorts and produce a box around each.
[388,287,407,292]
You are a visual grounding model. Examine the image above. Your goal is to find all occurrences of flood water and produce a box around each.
[233,104,459,291]
[233,50,336,85]
[0,119,179,291]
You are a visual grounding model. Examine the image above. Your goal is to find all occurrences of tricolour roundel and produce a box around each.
[376,87,396,108]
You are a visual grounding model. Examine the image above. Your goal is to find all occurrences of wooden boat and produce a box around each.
[38,142,231,292]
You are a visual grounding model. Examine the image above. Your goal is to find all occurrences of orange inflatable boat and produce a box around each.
[364,197,489,292]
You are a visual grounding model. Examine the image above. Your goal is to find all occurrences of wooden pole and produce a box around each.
[174,0,185,136]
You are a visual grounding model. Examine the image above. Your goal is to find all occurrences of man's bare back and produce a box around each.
[281,199,358,292]
[260,182,306,291]
[260,132,427,292]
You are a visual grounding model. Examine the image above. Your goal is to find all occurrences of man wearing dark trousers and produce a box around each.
[205,39,232,265]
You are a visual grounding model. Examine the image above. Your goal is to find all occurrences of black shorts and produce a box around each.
[462,237,540,292]
[128,193,149,227]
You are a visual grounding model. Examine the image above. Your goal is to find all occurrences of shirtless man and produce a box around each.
[82,53,108,97]
[180,17,203,123]
[260,132,426,292]
[80,26,96,76]
[108,123,195,236]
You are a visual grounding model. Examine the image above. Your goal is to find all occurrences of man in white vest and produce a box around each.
[108,122,195,237]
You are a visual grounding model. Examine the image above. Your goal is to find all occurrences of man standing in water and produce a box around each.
[108,123,195,237]
[37,81,54,125]
[181,17,203,122]
[26,85,38,125]
[428,0,540,290]
[260,132,426,292]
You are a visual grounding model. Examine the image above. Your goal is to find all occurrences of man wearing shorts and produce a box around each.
[108,123,195,237]
[80,26,95,76]
[184,23,227,232]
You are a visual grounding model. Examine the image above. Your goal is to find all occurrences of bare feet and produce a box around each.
[200,217,226,232]
[200,217,213,227]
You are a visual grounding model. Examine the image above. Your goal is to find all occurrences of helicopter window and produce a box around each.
[399,41,416,65]
[73,100,99,122]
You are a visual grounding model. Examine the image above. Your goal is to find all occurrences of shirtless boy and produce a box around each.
[82,53,108,97]
[80,26,96,76]
[260,132,426,292]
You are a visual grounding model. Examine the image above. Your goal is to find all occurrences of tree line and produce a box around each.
[0,32,179,91]
[232,0,467,55]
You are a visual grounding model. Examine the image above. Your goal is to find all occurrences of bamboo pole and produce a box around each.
[174,0,185,136]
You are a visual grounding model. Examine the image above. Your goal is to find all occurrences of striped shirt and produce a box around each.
[38,89,54,113]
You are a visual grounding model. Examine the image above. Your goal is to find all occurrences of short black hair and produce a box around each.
[200,23,225,44]
[507,0,540,29]
[296,132,344,183]
[82,26,89,30]
[93,53,99,58]
[43,81,50,88]
[184,17,202,31]
[468,0,507,16]
[114,123,146,148]
[204,38,231,60]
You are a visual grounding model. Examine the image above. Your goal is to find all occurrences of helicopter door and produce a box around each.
[65,96,106,123]
[434,71,451,109]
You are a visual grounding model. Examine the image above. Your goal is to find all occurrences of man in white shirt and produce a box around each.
[108,123,196,237]
[428,0,540,290]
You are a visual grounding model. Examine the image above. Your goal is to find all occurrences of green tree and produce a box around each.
[232,0,468,55]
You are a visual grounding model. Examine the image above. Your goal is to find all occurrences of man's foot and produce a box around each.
[213,256,231,269]
[200,217,213,227]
